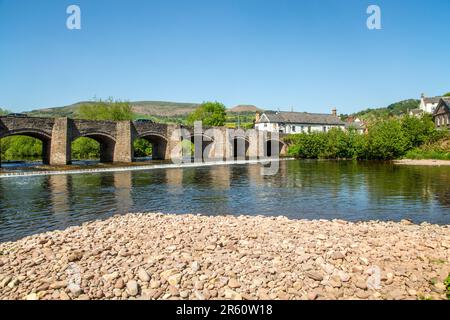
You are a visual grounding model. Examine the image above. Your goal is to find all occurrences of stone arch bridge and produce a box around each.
[0,116,287,166]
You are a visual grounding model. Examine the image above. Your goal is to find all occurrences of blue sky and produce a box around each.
[0,0,449,114]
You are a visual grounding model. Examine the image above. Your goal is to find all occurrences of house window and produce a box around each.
[308,126,311,133]
[292,125,296,132]
[301,126,304,132]
[323,126,327,132]
[264,123,267,128]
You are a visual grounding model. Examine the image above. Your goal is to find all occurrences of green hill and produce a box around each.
[25,101,201,119]
[341,99,420,121]
[22,100,261,125]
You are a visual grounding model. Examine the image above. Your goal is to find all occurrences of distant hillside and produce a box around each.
[26,101,201,119]
[229,105,262,113]
[341,99,420,120]
[25,100,264,117]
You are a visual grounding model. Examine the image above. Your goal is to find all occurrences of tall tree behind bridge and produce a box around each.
[187,101,227,126]
[77,98,133,121]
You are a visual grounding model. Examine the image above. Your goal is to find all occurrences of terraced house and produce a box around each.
[255,108,364,134]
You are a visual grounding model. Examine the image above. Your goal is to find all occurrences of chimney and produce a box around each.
[255,112,261,123]
[332,107,337,116]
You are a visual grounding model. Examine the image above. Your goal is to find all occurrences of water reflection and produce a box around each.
[0,160,449,242]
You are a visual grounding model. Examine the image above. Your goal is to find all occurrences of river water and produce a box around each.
[0,160,449,242]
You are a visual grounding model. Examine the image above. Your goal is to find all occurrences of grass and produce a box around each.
[404,149,450,160]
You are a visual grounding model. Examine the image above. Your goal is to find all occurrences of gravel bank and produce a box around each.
[0,213,449,300]
[394,159,450,166]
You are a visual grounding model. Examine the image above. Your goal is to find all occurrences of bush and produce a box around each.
[287,116,445,160]
[366,119,409,160]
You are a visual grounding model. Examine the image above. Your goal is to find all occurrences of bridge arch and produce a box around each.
[185,133,216,162]
[135,131,168,160]
[264,139,287,158]
[71,132,116,163]
[0,129,52,165]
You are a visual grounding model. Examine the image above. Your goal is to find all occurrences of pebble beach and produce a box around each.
[0,213,449,300]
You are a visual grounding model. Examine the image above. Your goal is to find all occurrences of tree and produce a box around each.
[0,108,10,115]
[133,139,153,158]
[366,119,409,160]
[71,137,100,160]
[443,92,450,97]
[400,114,435,149]
[77,98,133,121]
[187,101,227,126]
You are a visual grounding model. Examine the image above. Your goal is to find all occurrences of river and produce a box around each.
[0,160,449,242]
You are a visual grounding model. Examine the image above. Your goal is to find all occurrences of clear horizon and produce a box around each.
[1,0,449,113]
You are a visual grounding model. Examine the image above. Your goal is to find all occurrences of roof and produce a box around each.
[257,111,345,125]
[409,108,424,115]
[423,96,442,104]
[432,98,450,116]
[441,97,450,107]
[345,121,365,129]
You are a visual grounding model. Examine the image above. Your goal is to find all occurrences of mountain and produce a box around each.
[229,105,262,113]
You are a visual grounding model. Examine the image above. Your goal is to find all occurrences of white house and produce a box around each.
[255,108,347,134]
[410,93,442,116]
[419,93,441,113]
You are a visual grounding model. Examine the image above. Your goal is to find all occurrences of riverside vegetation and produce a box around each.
[286,115,449,160]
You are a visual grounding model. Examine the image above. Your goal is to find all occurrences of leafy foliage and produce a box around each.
[133,138,153,158]
[187,101,227,126]
[0,108,10,115]
[71,137,100,160]
[341,99,420,121]
[77,98,133,121]
[0,136,42,161]
[288,116,445,160]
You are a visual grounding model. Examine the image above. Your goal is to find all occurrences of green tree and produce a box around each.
[366,119,409,160]
[0,108,10,115]
[443,92,450,97]
[1,136,42,161]
[400,114,435,149]
[71,137,100,160]
[77,98,133,121]
[187,101,227,126]
[133,139,153,157]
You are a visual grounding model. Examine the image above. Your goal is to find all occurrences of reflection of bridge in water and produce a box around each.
[0,116,287,166]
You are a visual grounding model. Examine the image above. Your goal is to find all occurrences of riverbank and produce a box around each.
[394,159,450,166]
[0,213,448,300]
